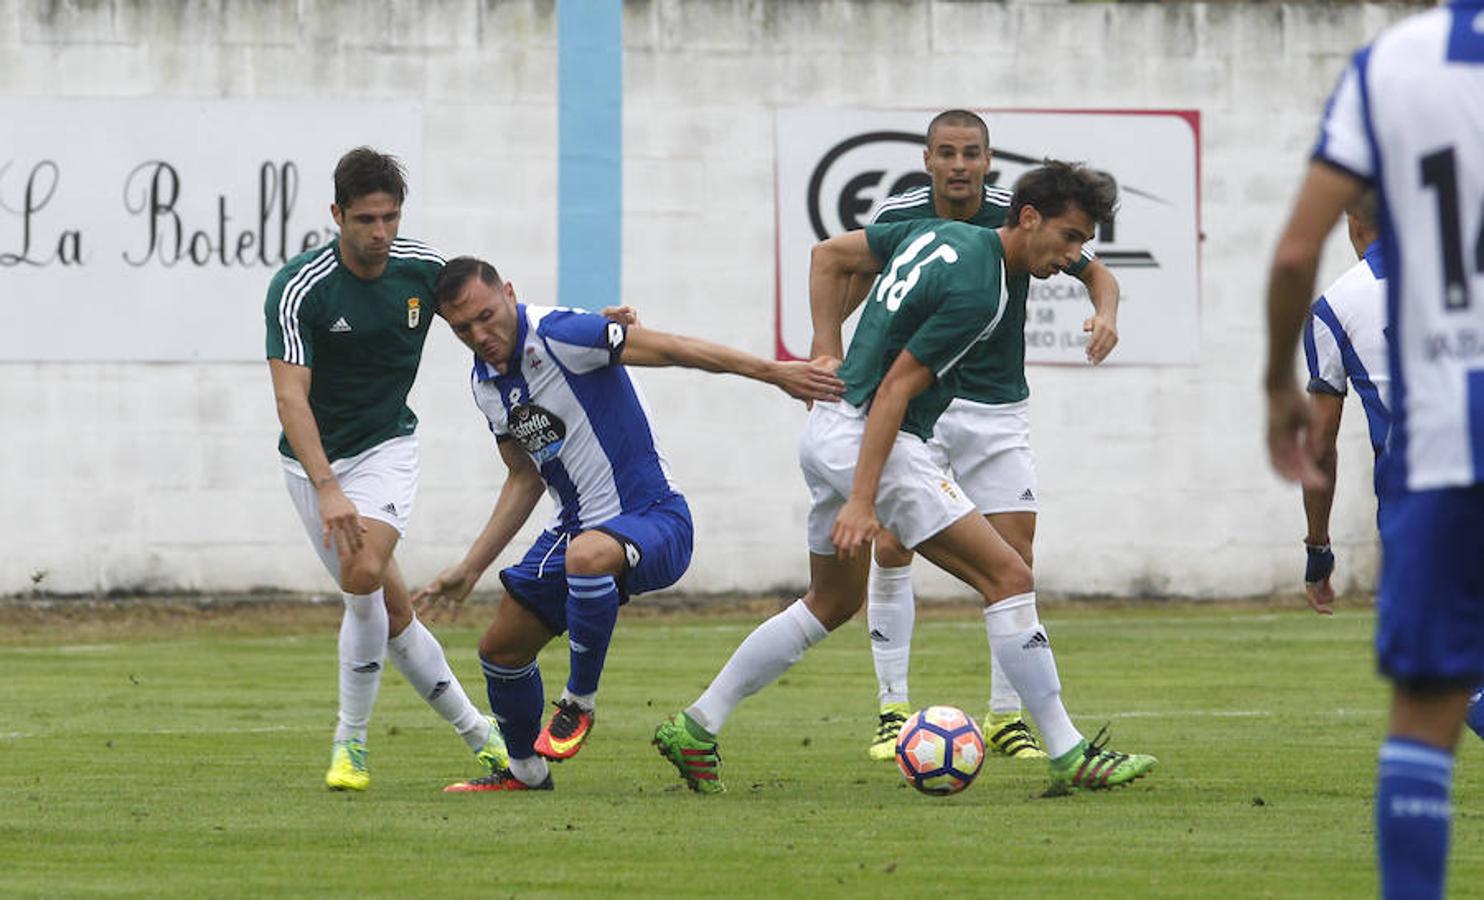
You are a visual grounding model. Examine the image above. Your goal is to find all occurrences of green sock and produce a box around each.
[681,711,714,741]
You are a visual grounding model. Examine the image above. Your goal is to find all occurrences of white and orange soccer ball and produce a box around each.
[895,706,986,796]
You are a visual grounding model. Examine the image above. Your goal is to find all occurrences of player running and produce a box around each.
[819,110,1123,762]
[655,162,1157,796]
[1265,5,1484,895]
[414,256,842,792]
[265,147,505,791]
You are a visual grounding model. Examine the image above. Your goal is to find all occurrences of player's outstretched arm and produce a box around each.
[832,351,935,559]
[268,359,367,557]
[1301,391,1344,614]
[1077,259,1121,364]
[619,327,844,403]
[809,231,885,361]
[1265,162,1364,486]
[413,439,545,621]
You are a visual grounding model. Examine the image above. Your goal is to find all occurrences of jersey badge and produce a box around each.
[407,297,421,329]
[525,346,544,371]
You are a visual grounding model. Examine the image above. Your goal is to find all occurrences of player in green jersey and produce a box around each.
[823,110,1125,761]
[655,162,1156,796]
[265,148,505,791]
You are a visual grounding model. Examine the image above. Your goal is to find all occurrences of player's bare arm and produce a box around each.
[619,326,844,403]
[808,231,885,361]
[1077,258,1121,364]
[268,358,367,557]
[1265,162,1364,486]
[413,438,545,621]
[1301,391,1344,615]
[831,350,936,559]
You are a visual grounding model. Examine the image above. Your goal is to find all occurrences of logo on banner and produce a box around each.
[804,130,1156,269]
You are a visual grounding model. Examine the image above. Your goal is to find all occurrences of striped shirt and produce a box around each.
[1313,0,1484,491]
[471,304,681,533]
[265,236,443,461]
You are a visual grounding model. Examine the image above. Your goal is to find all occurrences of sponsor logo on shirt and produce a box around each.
[509,403,568,464]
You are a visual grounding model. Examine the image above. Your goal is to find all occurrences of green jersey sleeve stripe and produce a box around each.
[869,188,931,223]
[390,237,445,263]
[277,247,337,366]
[935,270,1010,380]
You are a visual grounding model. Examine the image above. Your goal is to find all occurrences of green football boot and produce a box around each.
[1045,726,1156,796]
[653,712,724,794]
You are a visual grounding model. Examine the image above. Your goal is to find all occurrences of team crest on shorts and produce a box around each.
[939,479,961,501]
[407,297,421,328]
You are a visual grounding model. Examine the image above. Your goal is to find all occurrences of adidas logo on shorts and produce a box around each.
[381,502,397,515]
[1020,488,1036,502]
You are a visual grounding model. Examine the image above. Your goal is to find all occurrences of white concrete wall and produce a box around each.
[1,0,1419,598]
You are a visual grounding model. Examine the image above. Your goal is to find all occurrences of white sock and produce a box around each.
[687,599,829,735]
[982,593,1082,758]
[508,754,550,786]
[386,617,489,751]
[559,688,596,713]
[334,589,389,744]
[867,562,915,706]
[988,652,1023,715]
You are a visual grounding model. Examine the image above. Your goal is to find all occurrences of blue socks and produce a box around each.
[480,657,543,760]
[1377,737,1453,900]
[565,574,619,698]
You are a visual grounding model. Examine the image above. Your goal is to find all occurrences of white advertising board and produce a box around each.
[0,100,422,361]
[774,108,1201,365]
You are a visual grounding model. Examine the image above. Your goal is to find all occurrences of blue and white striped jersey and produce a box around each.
[470,304,681,533]
[1304,242,1391,461]
[1313,0,1484,491]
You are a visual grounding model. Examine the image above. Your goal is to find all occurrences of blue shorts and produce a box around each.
[498,493,694,636]
[1377,485,1484,685]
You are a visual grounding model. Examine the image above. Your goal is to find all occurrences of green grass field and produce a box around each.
[3,601,1481,897]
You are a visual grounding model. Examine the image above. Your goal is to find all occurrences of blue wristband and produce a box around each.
[1305,543,1334,584]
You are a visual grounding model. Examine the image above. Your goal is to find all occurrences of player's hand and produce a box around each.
[412,563,478,623]
[317,483,367,557]
[601,305,642,328]
[1083,314,1118,364]
[772,360,844,404]
[1304,542,1336,615]
[1266,383,1328,487]
[831,498,881,559]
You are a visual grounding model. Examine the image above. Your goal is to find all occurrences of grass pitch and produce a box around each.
[3,600,1481,898]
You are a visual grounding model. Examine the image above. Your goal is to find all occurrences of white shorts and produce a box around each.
[928,398,1038,515]
[799,402,975,555]
[281,434,419,578]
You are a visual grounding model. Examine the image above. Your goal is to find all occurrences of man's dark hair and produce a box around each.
[433,256,503,310]
[1009,161,1119,225]
[333,147,408,209]
[1347,189,1379,232]
[926,109,989,149]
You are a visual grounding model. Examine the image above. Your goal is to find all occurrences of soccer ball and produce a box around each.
[895,706,985,795]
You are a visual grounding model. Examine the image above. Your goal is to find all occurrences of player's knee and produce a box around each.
[806,590,863,631]
[564,533,624,577]
[338,558,386,595]
[479,630,536,668]
[874,532,913,568]
[992,559,1034,600]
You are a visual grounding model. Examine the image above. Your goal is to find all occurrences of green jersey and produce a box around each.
[871,185,1091,404]
[839,219,1009,440]
[264,236,444,462]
